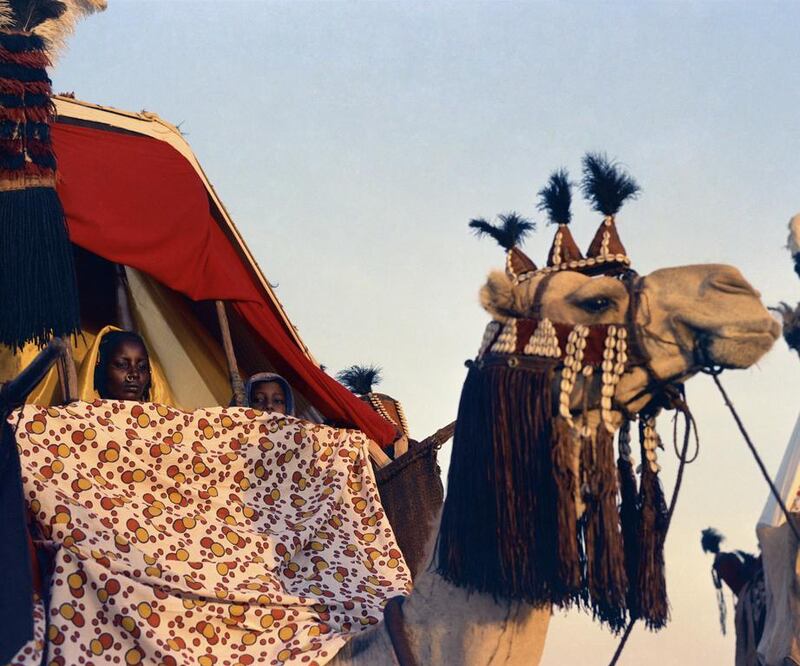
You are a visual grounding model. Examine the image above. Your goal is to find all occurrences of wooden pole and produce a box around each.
[115,264,135,331]
[55,338,78,404]
[368,441,392,468]
[215,300,247,406]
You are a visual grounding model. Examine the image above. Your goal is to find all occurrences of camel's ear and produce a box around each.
[480,270,518,318]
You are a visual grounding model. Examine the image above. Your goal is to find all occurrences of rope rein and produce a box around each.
[707,370,800,542]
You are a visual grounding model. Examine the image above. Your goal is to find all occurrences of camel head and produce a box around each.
[481,262,780,414]
[438,155,780,634]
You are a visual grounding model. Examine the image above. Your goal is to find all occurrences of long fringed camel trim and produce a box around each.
[438,360,670,631]
[438,360,567,606]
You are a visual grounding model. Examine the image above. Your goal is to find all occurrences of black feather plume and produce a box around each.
[536,169,572,225]
[5,0,66,30]
[701,527,725,554]
[581,152,641,216]
[336,365,382,395]
[468,212,535,250]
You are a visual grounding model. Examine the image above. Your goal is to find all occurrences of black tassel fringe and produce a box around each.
[0,187,80,349]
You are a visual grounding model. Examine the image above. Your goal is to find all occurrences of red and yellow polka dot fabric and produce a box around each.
[11,401,411,665]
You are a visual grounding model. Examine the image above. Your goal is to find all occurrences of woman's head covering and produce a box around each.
[77,325,176,404]
[245,372,295,416]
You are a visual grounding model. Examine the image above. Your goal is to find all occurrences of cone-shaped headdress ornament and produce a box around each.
[469,213,537,282]
[580,152,640,274]
[537,169,584,270]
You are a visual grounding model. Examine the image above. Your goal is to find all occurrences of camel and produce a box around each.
[331,262,779,666]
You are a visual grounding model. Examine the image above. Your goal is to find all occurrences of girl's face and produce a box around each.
[250,381,286,414]
[104,340,151,401]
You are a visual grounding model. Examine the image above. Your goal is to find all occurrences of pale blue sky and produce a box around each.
[54,2,800,663]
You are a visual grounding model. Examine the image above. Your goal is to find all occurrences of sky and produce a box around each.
[52,1,800,664]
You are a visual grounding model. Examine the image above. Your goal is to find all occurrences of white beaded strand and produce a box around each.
[642,416,661,473]
[558,324,589,425]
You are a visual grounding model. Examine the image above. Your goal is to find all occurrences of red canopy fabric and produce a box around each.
[52,122,396,446]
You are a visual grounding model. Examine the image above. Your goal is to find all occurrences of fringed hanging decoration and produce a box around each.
[616,418,641,615]
[438,354,576,605]
[578,421,628,632]
[635,415,670,629]
[0,3,81,350]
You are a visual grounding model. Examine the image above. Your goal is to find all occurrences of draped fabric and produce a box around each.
[756,413,800,665]
[11,402,410,665]
[50,121,396,446]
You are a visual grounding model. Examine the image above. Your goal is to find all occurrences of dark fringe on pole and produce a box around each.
[634,420,670,629]
[0,29,80,350]
[579,425,629,632]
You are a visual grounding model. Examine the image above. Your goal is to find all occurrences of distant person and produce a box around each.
[701,527,765,666]
[245,372,295,416]
[93,330,152,401]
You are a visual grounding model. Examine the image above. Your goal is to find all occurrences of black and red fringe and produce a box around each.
[632,419,670,629]
[0,30,80,349]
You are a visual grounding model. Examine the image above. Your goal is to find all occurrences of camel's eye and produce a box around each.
[578,296,613,314]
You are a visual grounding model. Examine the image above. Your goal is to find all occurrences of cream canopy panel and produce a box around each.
[125,267,231,410]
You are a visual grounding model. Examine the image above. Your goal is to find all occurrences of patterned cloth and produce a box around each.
[11,401,410,665]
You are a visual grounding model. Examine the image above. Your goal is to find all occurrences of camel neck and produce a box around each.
[400,568,551,666]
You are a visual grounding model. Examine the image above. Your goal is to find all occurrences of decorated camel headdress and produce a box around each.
[439,153,673,633]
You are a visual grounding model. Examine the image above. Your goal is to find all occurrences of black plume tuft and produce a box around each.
[701,527,725,554]
[336,364,382,395]
[469,212,535,250]
[581,152,641,216]
[536,169,572,225]
[5,0,67,30]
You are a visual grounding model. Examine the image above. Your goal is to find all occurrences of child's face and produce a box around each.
[250,381,286,414]
[104,340,150,401]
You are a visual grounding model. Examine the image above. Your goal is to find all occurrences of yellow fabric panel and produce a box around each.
[77,325,176,405]
[0,333,95,405]
[125,268,232,409]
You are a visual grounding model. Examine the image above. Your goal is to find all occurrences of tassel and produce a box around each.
[0,30,80,350]
[579,423,628,632]
[616,418,641,616]
[438,357,571,605]
[551,416,581,601]
[635,417,670,629]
